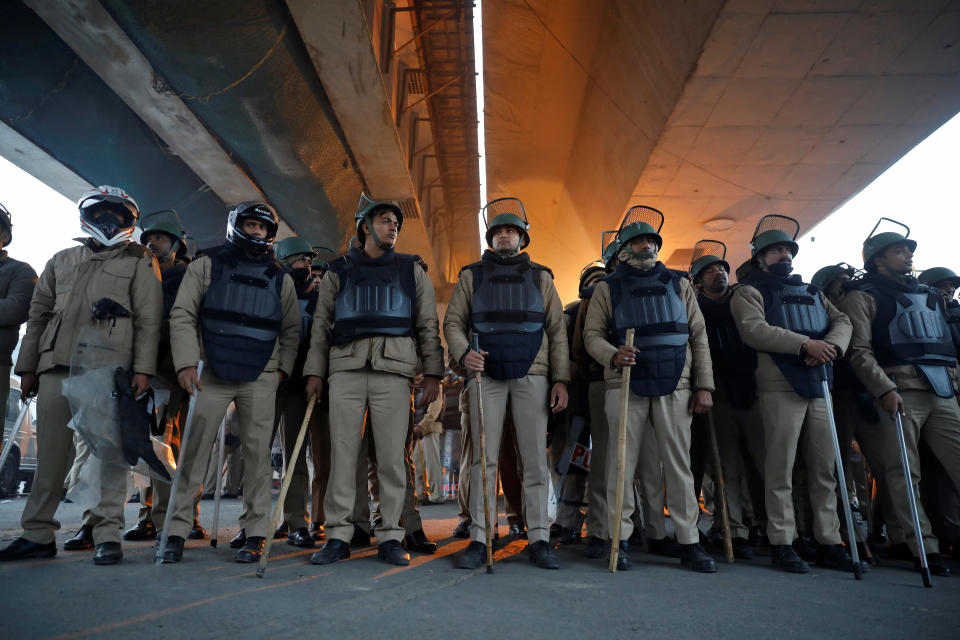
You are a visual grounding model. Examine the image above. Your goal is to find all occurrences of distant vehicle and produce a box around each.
[0,375,37,497]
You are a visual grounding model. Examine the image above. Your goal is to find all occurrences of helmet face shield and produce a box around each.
[483,198,530,249]
[77,186,140,247]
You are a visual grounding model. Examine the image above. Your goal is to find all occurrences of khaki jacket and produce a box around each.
[417,392,445,435]
[443,256,570,383]
[302,257,444,380]
[730,283,852,393]
[582,272,714,392]
[838,288,956,398]
[16,240,163,376]
[169,254,301,376]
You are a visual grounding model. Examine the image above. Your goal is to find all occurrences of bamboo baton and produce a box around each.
[609,328,635,573]
[706,410,734,563]
[257,394,317,577]
[472,334,495,574]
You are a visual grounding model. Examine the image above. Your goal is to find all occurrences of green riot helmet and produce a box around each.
[918,266,960,289]
[615,205,664,249]
[689,239,729,282]
[275,236,317,264]
[355,193,403,248]
[749,214,800,260]
[139,213,187,263]
[601,230,620,270]
[862,218,916,268]
[0,202,12,246]
[579,260,606,294]
[811,263,856,291]
[483,197,530,249]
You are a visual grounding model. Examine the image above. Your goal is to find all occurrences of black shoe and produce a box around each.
[274,522,289,540]
[310,539,350,565]
[158,536,185,563]
[816,543,862,572]
[229,529,247,549]
[554,526,581,545]
[287,528,315,548]
[64,525,94,551]
[404,529,437,555]
[350,526,372,547]
[793,535,818,562]
[680,543,717,573]
[309,522,325,541]
[188,521,207,540]
[458,541,487,569]
[528,540,560,569]
[916,553,951,577]
[732,537,753,560]
[123,520,157,541]
[772,544,810,573]
[0,537,57,561]
[453,521,470,539]
[585,536,606,559]
[508,523,527,538]
[647,536,681,558]
[549,523,564,538]
[607,540,631,571]
[378,539,410,566]
[627,528,646,548]
[93,542,123,565]
[234,536,265,563]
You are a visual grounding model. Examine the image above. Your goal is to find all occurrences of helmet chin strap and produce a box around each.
[366,217,393,251]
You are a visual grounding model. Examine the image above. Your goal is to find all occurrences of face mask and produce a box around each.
[290,267,311,286]
[768,262,793,277]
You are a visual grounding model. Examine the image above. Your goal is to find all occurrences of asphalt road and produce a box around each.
[0,496,957,639]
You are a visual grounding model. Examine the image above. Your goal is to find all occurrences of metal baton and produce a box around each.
[472,334,494,574]
[210,418,227,547]
[894,409,932,588]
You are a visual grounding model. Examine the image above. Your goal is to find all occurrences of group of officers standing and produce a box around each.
[0,187,957,580]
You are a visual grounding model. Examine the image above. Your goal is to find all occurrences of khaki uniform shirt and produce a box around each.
[303,258,444,380]
[169,254,301,376]
[16,240,162,377]
[730,283,852,393]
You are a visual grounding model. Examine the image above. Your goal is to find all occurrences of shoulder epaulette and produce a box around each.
[529,261,554,278]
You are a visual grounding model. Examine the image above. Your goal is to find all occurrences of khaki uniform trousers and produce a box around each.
[468,374,550,544]
[309,406,331,525]
[21,369,127,545]
[275,385,319,531]
[585,381,609,538]
[712,396,765,539]
[415,432,443,501]
[636,433,668,540]
[353,422,425,535]
[878,390,960,555]
[605,387,699,545]
[167,368,277,539]
[325,368,411,543]
[457,401,472,525]
[758,391,842,546]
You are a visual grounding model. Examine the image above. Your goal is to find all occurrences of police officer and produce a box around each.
[444,197,569,570]
[918,267,960,357]
[0,186,162,565]
[305,194,444,567]
[160,202,300,563]
[731,217,856,573]
[583,207,715,572]
[0,204,36,453]
[690,245,763,560]
[840,229,960,576]
[123,215,206,542]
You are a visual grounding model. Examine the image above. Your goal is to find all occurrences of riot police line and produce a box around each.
[0,188,957,585]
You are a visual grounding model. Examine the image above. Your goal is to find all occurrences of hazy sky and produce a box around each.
[1,110,958,287]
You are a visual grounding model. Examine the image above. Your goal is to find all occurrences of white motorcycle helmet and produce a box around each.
[77,185,140,246]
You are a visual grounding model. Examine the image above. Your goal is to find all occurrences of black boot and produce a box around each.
[585,536,605,559]
[404,529,438,554]
[680,543,717,573]
[816,543,862,572]
[452,521,470,539]
[234,536,265,563]
[528,540,560,569]
[0,537,57,561]
[310,539,350,565]
[188,521,207,540]
[158,536,185,563]
[608,541,630,571]
[458,541,486,569]
[732,537,753,560]
[350,526,372,547]
[229,529,247,549]
[287,528,315,548]
[123,520,157,541]
[378,539,411,566]
[309,521,325,541]
[64,525,94,551]
[916,553,951,577]
[274,522,289,540]
[93,541,123,565]
[647,536,681,558]
[772,544,810,573]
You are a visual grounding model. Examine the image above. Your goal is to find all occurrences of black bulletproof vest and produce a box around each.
[697,291,757,409]
[160,263,188,321]
[200,244,284,382]
[608,262,688,397]
[748,272,831,398]
[853,274,957,398]
[326,249,417,346]
[946,301,960,355]
[468,252,547,380]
